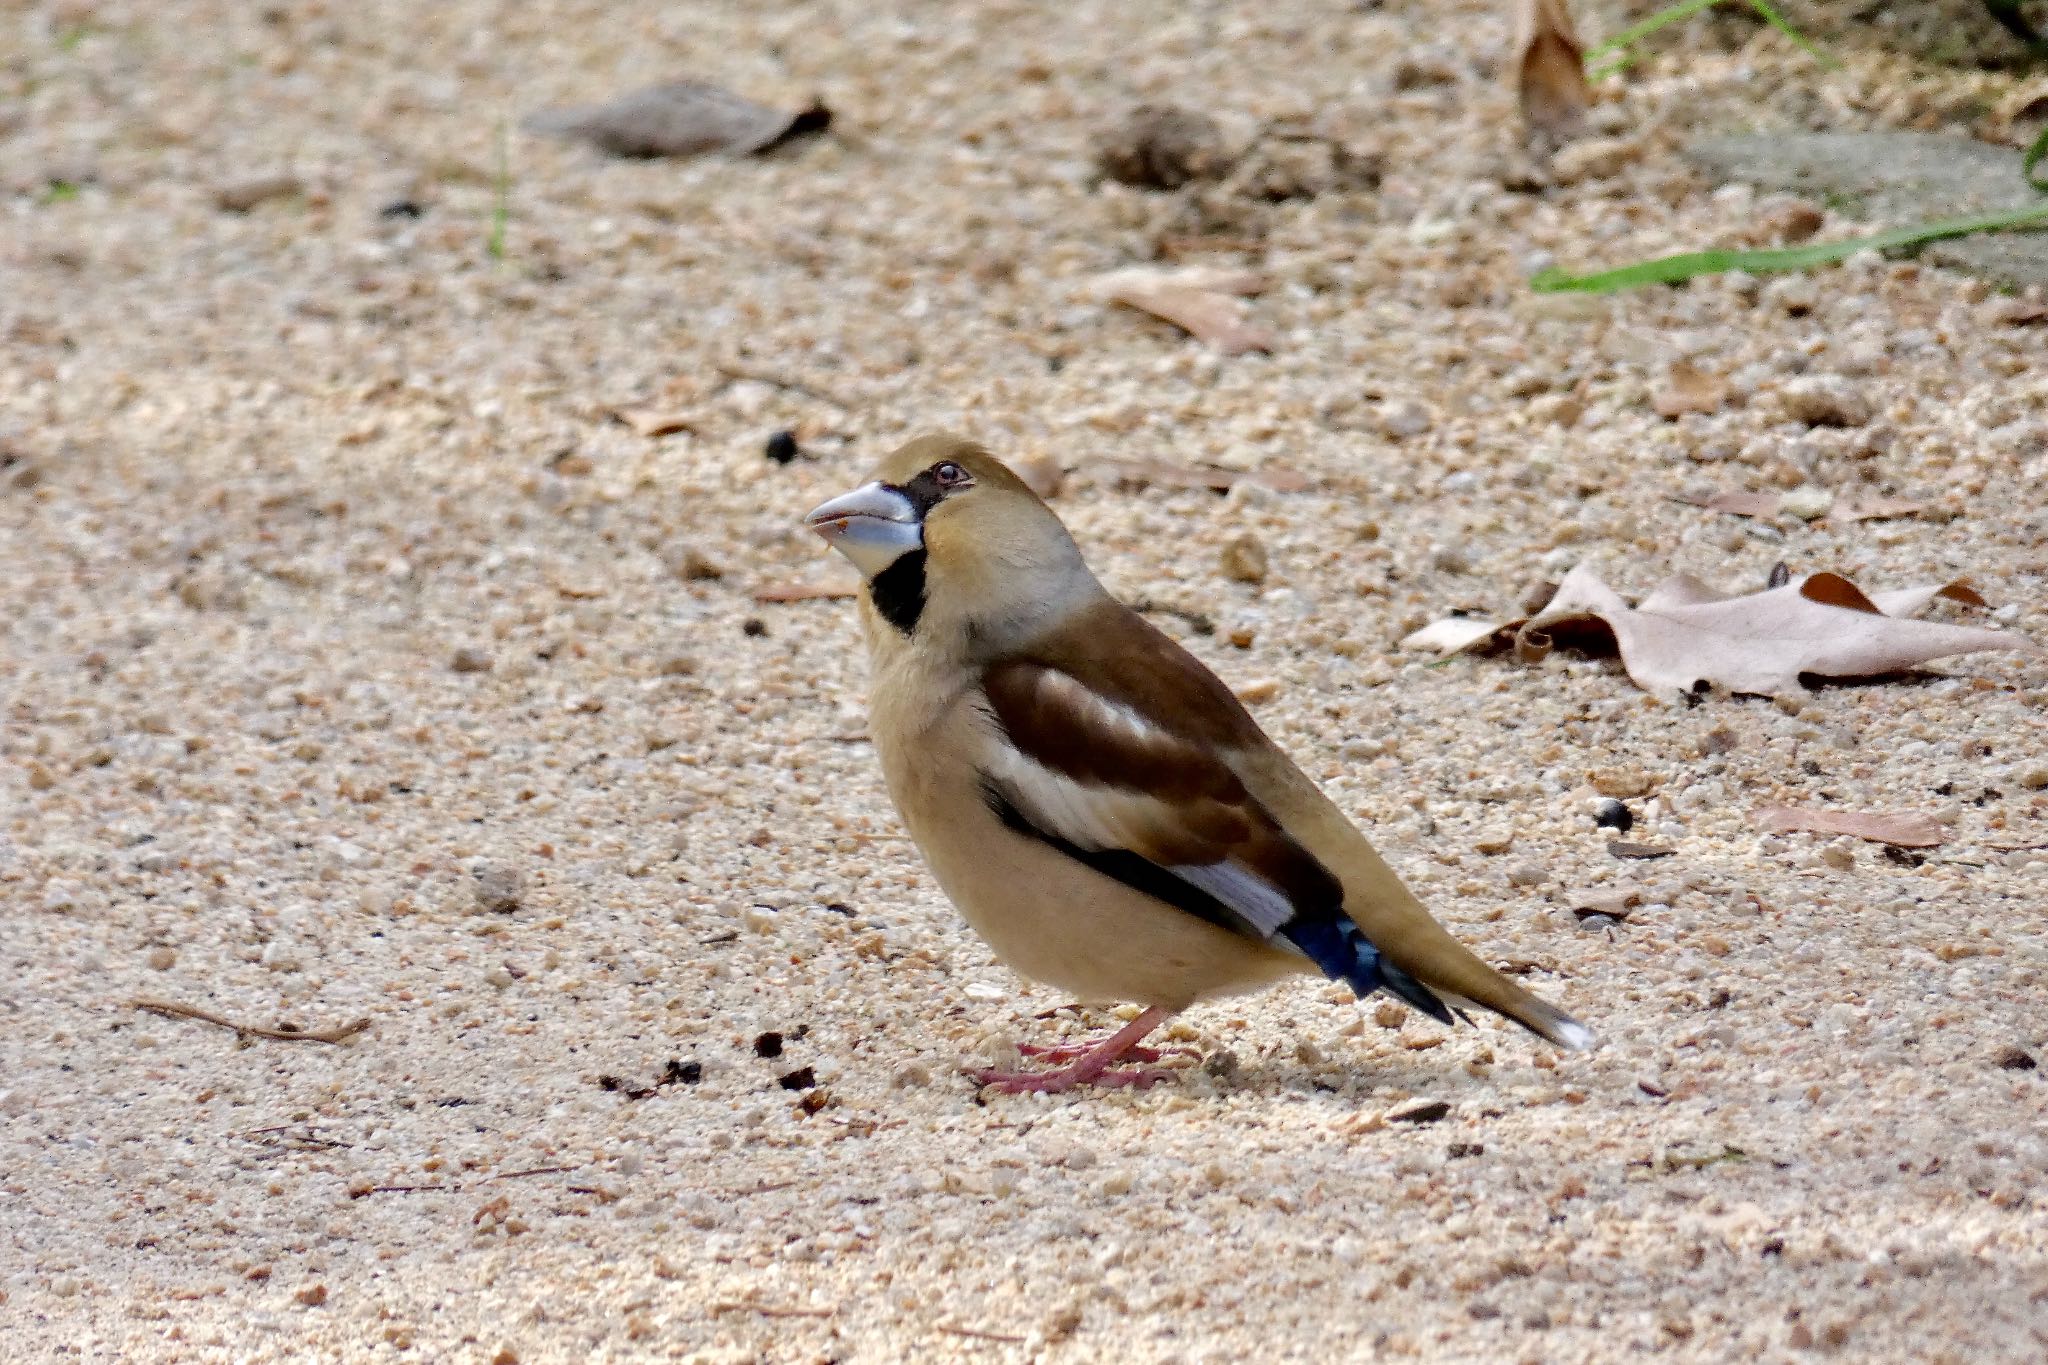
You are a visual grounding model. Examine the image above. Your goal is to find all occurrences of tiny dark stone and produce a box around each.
[754,1031,784,1059]
[1608,840,1674,860]
[823,902,855,917]
[796,1089,831,1115]
[1882,845,1927,868]
[763,429,800,464]
[1593,799,1634,833]
[663,1058,703,1085]
[1446,1142,1485,1158]
[741,617,767,637]
[1046,355,1066,374]
[597,1074,624,1092]
[1708,988,1733,1009]
[1759,1238,1785,1258]
[1994,1045,2037,1071]
[1388,1099,1451,1124]
[777,1066,817,1091]
[1766,561,1790,590]
[379,199,424,219]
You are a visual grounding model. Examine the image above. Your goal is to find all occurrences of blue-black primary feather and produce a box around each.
[1281,915,1455,1025]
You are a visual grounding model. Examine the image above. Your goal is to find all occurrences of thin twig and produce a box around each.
[937,1325,1027,1344]
[493,1165,578,1180]
[130,999,370,1044]
[712,1301,836,1319]
[715,360,858,410]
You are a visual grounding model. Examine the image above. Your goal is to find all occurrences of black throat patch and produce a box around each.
[869,549,928,634]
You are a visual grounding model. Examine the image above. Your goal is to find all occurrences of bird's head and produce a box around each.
[803,434,1095,649]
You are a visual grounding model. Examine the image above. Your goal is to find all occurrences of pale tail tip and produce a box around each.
[1552,1017,1598,1053]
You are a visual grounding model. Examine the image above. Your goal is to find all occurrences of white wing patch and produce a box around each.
[974,691,1304,947]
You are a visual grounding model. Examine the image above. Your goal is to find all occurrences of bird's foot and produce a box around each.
[971,1005,1179,1095]
[972,1063,1177,1094]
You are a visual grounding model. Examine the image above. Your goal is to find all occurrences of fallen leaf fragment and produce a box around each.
[1512,0,1590,145]
[1101,457,1310,494]
[1400,617,1507,655]
[753,580,858,603]
[526,80,830,158]
[1673,490,1781,519]
[1569,886,1643,919]
[1608,841,1674,860]
[1831,494,1927,523]
[1651,360,1728,419]
[1752,807,1946,848]
[612,408,699,438]
[1089,266,1276,355]
[1516,565,2039,699]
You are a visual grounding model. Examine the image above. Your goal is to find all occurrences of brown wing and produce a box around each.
[978,632,1341,939]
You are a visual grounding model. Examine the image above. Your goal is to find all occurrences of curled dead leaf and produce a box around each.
[1513,0,1590,146]
[1089,266,1276,355]
[1752,807,1946,848]
[1515,565,2039,699]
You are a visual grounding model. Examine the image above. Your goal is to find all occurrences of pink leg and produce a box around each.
[973,1007,1179,1094]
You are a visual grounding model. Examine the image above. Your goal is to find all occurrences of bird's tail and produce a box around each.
[1290,914,1596,1051]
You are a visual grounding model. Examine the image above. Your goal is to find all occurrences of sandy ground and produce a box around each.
[4,2,2048,1361]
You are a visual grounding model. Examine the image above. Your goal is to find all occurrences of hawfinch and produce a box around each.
[805,435,1593,1092]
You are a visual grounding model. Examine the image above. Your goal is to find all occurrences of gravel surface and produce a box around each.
[4,2,2046,1361]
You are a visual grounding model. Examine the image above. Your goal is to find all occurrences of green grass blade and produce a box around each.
[1585,0,1722,62]
[487,121,511,263]
[1531,200,2048,293]
[2027,123,2048,193]
[1742,0,1838,70]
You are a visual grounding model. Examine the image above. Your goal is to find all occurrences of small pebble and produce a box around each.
[754,1030,784,1058]
[1579,913,1620,931]
[473,863,525,914]
[1994,1045,2037,1071]
[145,946,176,971]
[1387,1099,1450,1124]
[1506,863,1549,888]
[215,172,301,212]
[1219,533,1268,584]
[450,646,494,674]
[763,430,800,464]
[1779,376,1869,428]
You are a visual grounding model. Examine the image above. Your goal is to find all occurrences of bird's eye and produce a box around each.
[932,461,970,487]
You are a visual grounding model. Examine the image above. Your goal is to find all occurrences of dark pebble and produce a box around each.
[1994,1045,2037,1071]
[1446,1142,1485,1158]
[777,1066,817,1091]
[1608,840,1673,860]
[753,1031,784,1059]
[663,1059,703,1085]
[379,199,424,219]
[1594,799,1634,833]
[741,618,767,637]
[763,430,800,464]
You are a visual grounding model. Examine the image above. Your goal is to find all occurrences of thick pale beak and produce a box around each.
[802,481,923,578]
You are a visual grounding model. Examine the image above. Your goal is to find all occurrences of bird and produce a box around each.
[803,434,1593,1092]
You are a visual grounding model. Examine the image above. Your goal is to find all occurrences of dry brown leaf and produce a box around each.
[1651,360,1728,419]
[526,81,831,158]
[612,408,699,438]
[1089,267,1277,355]
[1516,565,2039,698]
[1752,807,1946,848]
[1101,458,1310,494]
[753,580,858,603]
[1513,0,1590,145]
